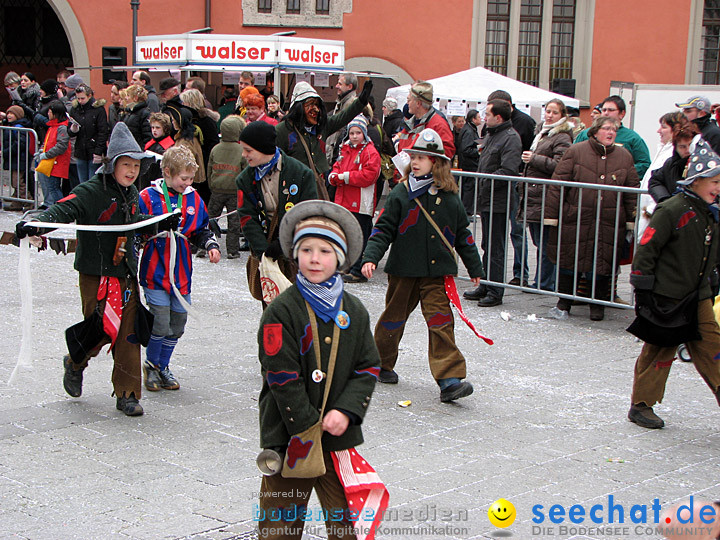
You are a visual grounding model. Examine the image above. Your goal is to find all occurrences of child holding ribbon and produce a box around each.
[361,128,487,402]
[138,145,220,391]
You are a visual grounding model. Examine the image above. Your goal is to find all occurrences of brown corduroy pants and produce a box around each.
[631,299,720,407]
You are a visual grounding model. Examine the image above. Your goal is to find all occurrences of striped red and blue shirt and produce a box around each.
[138,180,211,295]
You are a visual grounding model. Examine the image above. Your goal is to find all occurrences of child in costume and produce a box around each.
[361,128,485,402]
[37,99,72,208]
[145,112,175,155]
[257,200,386,540]
[138,145,220,391]
[206,115,247,258]
[628,137,720,429]
[15,122,178,416]
[329,114,381,284]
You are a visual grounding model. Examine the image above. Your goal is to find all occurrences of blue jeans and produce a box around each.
[38,172,63,207]
[76,160,100,183]
[528,222,556,291]
[509,185,529,281]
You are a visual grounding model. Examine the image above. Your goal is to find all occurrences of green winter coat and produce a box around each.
[36,175,150,278]
[363,182,485,278]
[275,97,365,175]
[258,285,379,451]
[207,116,247,194]
[631,189,719,301]
[235,151,317,256]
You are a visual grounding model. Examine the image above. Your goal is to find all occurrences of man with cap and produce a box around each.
[159,77,192,138]
[15,122,178,417]
[63,74,83,107]
[275,79,373,198]
[394,80,456,184]
[677,95,720,154]
[236,121,318,304]
[256,200,383,540]
[382,96,404,139]
[627,136,720,429]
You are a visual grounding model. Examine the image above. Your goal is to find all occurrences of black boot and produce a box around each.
[62,355,84,397]
[116,393,144,416]
[589,304,605,321]
[463,285,487,301]
[556,274,574,313]
[628,403,664,429]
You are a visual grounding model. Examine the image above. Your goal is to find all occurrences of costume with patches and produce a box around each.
[629,188,720,407]
[362,179,484,382]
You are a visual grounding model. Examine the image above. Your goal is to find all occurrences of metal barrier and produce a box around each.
[0,125,39,210]
[453,170,644,310]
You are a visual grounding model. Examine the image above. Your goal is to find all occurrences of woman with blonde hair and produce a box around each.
[180,88,219,202]
[121,84,151,146]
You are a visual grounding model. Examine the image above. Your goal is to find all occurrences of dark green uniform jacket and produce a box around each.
[631,189,719,301]
[236,151,317,256]
[275,98,365,175]
[36,175,150,278]
[362,182,485,278]
[258,285,380,452]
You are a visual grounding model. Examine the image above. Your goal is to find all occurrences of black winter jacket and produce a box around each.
[122,101,152,147]
[477,120,523,213]
[648,151,689,204]
[70,97,109,159]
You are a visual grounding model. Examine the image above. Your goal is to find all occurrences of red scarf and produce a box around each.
[97,277,122,349]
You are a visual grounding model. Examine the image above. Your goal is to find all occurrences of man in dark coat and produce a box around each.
[677,95,720,155]
[382,97,404,138]
[131,71,160,113]
[458,109,482,214]
[469,99,522,307]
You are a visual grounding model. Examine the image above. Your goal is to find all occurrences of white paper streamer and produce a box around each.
[9,238,34,385]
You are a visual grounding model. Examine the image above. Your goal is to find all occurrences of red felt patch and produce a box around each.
[97,201,117,223]
[240,215,251,228]
[57,193,77,204]
[639,226,656,246]
[677,210,696,229]
[237,189,244,208]
[263,324,283,356]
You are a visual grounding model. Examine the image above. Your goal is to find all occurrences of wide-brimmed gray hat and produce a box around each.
[279,200,363,273]
[405,128,450,161]
[97,122,149,174]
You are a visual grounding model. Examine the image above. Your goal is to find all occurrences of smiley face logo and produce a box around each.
[488,498,516,528]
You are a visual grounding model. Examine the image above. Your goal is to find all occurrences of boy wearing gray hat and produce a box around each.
[628,137,720,429]
[16,123,178,416]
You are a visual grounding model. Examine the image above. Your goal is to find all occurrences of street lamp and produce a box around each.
[131,0,140,65]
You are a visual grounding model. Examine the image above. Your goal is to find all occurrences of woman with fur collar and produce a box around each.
[519,98,574,291]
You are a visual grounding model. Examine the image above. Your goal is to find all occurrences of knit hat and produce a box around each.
[593,104,602,114]
[383,97,398,111]
[679,135,720,185]
[159,77,180,92]
[239,120,276,155]
[410,81,433,105]
[347,114,369,142]
[290,81,321,106]
[64,74,83,90]
[40,79,58,97]
[279,200,363,273]
[98,122,148,174]
[405,128,450,161]
[6,105,24,119]
[676,95,712,114]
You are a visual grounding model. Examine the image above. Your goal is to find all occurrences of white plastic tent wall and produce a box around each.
[386,66,580,120]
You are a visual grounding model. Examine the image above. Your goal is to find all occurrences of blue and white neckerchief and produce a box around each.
[296,272,344,323]
[254,148,281,182]
[407,173,434,200]
[304,125,318,136]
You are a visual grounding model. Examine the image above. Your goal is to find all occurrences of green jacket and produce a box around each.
[363,182,485,278]
[275,97,365,175]
[575,125,651,178]
[36,175,149,278]
[258,285,379,452]
[235,151,317,256]
[207,116,247,194]
[631,190,719,301]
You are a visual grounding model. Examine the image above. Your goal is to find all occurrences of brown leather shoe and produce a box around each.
[628,403,664,429]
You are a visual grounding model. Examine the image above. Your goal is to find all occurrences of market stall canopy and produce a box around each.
[386,66,580,115]
[134,33,345,72]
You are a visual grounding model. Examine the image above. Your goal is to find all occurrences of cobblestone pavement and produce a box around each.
[1,209,719,540]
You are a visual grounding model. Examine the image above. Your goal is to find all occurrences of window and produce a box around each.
[701,0,720,84]
[258,0,272,13]
[316,0,330,14]
[549,0,575,82]
[517,0,543,86]
[287,0,300,14]
[485,0,511,75]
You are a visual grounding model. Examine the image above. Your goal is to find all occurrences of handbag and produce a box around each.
[246,209,282,301]
[281,301,341,478]
[294,128,330,201]
[259,253,292,304]
[35,158,54,176]
[627,290,701,347]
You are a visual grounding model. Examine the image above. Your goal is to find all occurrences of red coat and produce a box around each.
[396,109,455,160]
[330,141,381,216]
[257,112,278,126]
[42,118,72,179]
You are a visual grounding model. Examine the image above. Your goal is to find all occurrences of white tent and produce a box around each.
[386,66,580,120]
